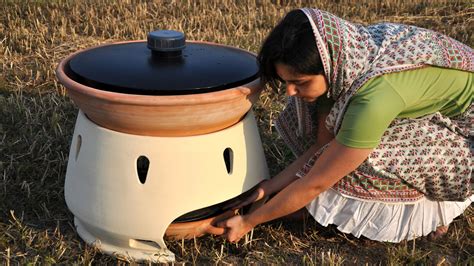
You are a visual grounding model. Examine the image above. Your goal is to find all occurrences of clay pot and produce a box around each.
[56,41,263,137]
[165,210,236,240]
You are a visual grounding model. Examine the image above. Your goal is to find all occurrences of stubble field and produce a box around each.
[0,0,473,264]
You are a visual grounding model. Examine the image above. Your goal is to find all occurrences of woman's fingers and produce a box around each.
[214,184,270,242]
[204,224,226,235]
[213,210,236,223]
[219,215,252,242]
[216,218,230,228]
[213,210,236,227]
[222,179,271,211]
[234,187,268,209]
[231,191,260,210]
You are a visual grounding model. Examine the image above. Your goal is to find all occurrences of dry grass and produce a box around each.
[1,0,473,264]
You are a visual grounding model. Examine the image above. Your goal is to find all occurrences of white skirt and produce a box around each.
[306,188,473,243]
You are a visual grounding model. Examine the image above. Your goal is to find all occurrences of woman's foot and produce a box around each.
[428,225,449,240]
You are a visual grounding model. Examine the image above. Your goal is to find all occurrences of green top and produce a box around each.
[335,66,473,149]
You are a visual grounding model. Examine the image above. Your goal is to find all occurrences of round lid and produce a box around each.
[66,30,259,95]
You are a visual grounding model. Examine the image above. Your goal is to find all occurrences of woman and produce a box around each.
[218,8,473,243]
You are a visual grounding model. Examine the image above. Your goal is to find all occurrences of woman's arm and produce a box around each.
[273,109,335,188]
[264,112,334,195]
[232,110,335,208]
[220,139,373,242]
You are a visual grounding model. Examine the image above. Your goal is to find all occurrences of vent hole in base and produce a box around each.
[129,239,161,250]
[136,156,150,184]
[223,148,233,174]
[75,135,82,161]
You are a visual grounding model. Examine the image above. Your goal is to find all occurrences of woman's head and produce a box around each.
[257,9,325,93]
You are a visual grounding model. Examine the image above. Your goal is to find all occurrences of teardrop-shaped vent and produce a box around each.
[136,156,150,184]
[223,148,233,174]
[75,135,82,161]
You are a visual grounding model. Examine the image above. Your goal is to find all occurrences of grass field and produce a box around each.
[1,0,473,264]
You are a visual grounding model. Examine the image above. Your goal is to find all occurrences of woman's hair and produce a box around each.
[257,9,324,91]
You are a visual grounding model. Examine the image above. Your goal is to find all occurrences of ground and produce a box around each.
[0,1,473,264]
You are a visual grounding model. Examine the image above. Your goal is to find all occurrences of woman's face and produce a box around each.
[275,63,328,102]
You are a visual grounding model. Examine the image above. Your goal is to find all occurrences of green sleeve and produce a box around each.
[335,76,406,149]
[335,66,472,149]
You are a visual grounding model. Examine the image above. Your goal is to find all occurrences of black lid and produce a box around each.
[66,30,259,95]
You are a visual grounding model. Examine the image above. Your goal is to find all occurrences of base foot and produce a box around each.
[75,217,175,262]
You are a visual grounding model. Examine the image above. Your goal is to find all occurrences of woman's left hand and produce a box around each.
[218,214,254,242]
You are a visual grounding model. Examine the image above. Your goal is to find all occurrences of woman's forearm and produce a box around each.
[266,142,323,194]
[246,174,322,226]
[246,140,372,227]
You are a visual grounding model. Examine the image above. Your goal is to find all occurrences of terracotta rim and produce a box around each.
[56,40,261,106]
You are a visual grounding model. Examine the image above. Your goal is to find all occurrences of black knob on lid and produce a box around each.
[147,30,186,52]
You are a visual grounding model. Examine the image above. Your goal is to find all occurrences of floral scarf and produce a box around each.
[274,8,473,202]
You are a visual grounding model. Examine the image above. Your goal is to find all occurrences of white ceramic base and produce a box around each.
[65,110,269,262]
[75,217,175,262]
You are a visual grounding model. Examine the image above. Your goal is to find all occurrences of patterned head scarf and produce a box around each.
[276,8,473,156]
